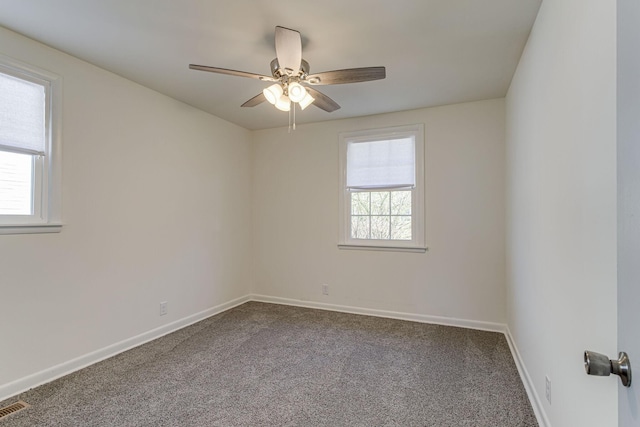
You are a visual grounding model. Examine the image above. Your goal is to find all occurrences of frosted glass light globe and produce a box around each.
[275,95,291,111]
[263,83,283,105]
[287,82,307,103]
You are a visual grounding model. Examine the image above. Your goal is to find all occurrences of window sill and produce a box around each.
[338,244,428,253]
[0,224,62,235]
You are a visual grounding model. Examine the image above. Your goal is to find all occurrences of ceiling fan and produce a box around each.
[189,26,386,114]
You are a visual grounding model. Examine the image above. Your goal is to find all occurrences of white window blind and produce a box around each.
[346,136,415,189]
[0,71,46,156]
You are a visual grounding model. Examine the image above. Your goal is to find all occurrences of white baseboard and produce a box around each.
[504,326,551,427]
[250,294,507,333]
[0,294,251,402]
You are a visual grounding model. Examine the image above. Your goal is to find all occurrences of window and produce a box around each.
[339,124,425,252]
[0,55,61,234]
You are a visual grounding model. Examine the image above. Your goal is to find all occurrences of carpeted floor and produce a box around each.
[0,302,538,426]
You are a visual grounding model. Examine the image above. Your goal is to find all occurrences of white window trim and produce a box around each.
[338,124,426,252]
[0,54,62,235]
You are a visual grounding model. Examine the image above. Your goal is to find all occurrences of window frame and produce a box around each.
[0,54,62,235]
[338,124,426,252]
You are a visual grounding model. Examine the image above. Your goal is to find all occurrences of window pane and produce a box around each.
[390,191,411,215]
[351,192,370,215]
[391,216,412,240]
[350,191,412,241]
[370,191,390,215]
[351,216,370,239]
[371,216,390,239]
[0,150,33,215]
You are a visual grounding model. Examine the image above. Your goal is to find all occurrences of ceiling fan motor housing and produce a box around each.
[270,58,310,79]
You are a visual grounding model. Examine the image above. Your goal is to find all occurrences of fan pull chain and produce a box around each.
[288,102,292,133]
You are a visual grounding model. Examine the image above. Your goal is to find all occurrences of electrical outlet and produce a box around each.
[545,375,551,404]
[322,284,329,295]
[160,301,168,316]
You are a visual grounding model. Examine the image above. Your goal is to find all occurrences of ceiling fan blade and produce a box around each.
[189,64,276,81]
[305,67,386,85]
[275,26,302,75]
[306,87,341,112]
[241,93,267,107]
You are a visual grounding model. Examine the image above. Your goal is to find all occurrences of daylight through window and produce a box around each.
[351,190,412,240]
[0,150,33,215]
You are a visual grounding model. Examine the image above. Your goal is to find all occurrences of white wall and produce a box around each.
[505,0,617,425]
[0,27,253,393]
[252,99,506,325]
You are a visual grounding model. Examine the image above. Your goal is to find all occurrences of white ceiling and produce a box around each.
[0,0,541,130]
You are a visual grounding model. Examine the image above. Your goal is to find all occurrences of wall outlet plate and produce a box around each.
[322,284,329,295]
[160,301,168,316]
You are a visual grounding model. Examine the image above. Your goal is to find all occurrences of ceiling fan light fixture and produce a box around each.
[263,83,283,105]
[275,94,291,111]
[287,82,307,103]
[298,92,315,110]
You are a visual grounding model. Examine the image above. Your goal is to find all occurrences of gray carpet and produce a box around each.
[0,302,538,426]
